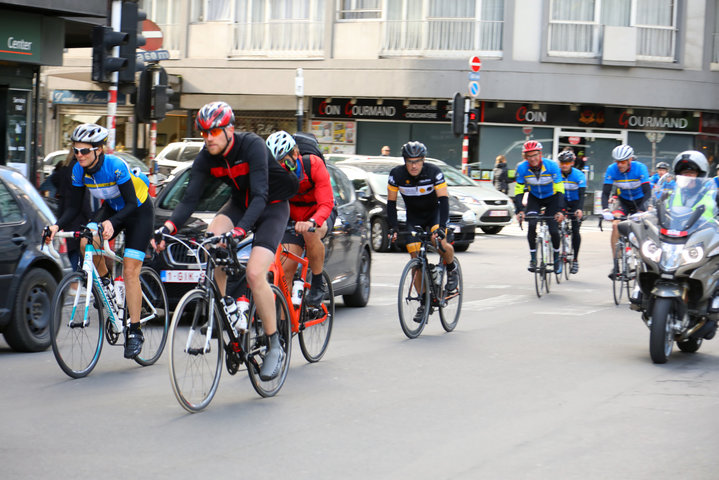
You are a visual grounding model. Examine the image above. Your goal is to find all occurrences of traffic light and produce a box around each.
[450,92,465,137]
[135,65,173,122]
[118,1,147,85]
[467,108,479,135]
[91,25,128,83]
[135,67,153,123]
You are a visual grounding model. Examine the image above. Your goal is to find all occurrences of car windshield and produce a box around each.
[437,165,476,186]
[1,168,56,223]
[341,163,395,195]
[157,168,231,212]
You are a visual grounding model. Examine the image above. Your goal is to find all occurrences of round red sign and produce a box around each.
[140,19,163,51]
[568,136,581,145]
[522,126,533,135]
[469,56,482,72]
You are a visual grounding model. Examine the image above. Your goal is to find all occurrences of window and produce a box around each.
[382,0,504,57]
[338,0,381,20]
[0,182,23,224]
[713,1,719,63]
[139,0,183,51]
[548,0,678,62]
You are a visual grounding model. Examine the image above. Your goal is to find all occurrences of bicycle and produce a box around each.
[396,227,463,339]
[612,228,638,305]
[558,214,582,281]
[43,226,169,378]
[165,231,293,412]
[522,214,557,298]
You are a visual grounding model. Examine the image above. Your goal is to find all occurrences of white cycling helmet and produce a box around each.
[71,123,109,145]
[672,150,709,178]
[611,144,634,162]
[266,131,296,162]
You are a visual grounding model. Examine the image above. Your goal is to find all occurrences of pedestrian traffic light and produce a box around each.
[91,25,128,83]
[467,108,479,135]
[450,92,465,137]
[118,1,147,85]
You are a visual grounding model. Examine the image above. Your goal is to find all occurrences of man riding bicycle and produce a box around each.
[601,144,650,278]
[649,161,670,188]
[46,123,153,359]
[265,131,336,306]
[514,140,565,274]
[152,102,298,381]
[558,150,586,274]
[386,141,458,320]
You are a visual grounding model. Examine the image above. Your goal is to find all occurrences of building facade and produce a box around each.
[42,0,719,193]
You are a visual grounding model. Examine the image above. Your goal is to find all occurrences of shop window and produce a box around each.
[338,0,381,20]
[477,126,554,170]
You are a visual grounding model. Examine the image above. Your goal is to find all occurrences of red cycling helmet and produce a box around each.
[522,140,543,153]
[195,101,235,131]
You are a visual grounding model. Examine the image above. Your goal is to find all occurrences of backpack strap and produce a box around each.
[301,154,314,189]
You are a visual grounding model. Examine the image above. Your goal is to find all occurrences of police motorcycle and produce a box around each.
[625,169,719,364]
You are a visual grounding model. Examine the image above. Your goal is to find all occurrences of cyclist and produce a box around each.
[45,123,153,359]
[558,150,586,274]
[601,144,650,278]
[152,102,298,381]
[649,161,670,188]
[386,141,458,321]
[265,131,336,306]
[514,140,565,273]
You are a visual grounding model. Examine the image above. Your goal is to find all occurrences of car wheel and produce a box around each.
[453,243,470,252]
[343,248,371,307]
[371,218,389,252]
[480,226,503,234]
[4,268,57,352]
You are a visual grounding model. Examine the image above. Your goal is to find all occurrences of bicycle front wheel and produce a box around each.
[168,289,223,413]
[135,267,169,366]
[246,284,292,398]
[612,244,624,305]
[398,258,431,338]
[439,259,462,332]
[50,273,104,378]
[299,271,335,363]
[534,243,543,298]
[563,234,572,281]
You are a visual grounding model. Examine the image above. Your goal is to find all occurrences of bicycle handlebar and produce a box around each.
[42,225,119,262]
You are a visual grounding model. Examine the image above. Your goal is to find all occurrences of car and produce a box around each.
[145,162,372,309]
[0,166,69,351]
[154,138,204,178]
[334,159,478,252]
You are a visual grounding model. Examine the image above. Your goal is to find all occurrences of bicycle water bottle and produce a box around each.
[101,276,116,303]
[291,279,304,306]
[235,296,250,332]
[433,264,443,286]
[114,276,125,321]
[222,296,239,325]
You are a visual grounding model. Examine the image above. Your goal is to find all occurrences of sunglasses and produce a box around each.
[200,128,226,138]
[73,147,99,155]
[405,159,424,166]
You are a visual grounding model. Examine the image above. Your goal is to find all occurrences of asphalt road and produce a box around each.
[2,223,718,479]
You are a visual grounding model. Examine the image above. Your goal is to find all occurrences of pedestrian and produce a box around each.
[380,145,391,156]
[492,154,508,194]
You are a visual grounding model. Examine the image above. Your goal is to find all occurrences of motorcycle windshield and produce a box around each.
[653,175,719,235]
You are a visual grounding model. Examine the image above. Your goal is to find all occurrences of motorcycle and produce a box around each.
[625,174,719,364]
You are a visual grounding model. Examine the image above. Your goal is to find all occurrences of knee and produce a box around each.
[245,266,266,290]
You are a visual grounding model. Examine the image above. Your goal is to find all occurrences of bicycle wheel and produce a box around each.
[134,267,170,366]
[50,272,104,379]
[624,247,636,301]
[398,258,431,338]
[563,233,572,281]
[543,237,552,294]
[439,259,462,332]
[534,243,544,298]
[299,271,335,363]
[168,289,223,413]
[246,284,292,398]
[612,242,625,305]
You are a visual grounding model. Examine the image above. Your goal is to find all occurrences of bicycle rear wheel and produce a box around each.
[168,289,223,413]
[439,259,462,332]
[135,267,169,366]
[612,243,624,305]
[398,258,431,338]
[246,285,292,398]
[50,272,104,378]
[299,271,335,363]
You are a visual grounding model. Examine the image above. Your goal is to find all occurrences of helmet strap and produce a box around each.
[221,130,234,156]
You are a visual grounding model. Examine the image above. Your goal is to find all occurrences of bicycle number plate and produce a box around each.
[161,270,201,283]
[488,210,506,217]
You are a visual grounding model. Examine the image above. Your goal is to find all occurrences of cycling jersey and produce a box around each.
[603,161,649,202]
[388,163,447,214]
[71,153,149,210]
[562,167,587,203]
[168,132,298,234]
[514,159,565,200]
[288,154,335,226]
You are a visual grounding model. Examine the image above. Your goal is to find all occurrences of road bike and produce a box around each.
[43,226,169,378]
[558,214,582,281]
[166,232,292,412]
[523,214,557,298]
[612,229,638,305]
[396,227,463,339]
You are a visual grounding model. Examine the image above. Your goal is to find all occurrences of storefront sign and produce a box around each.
[52,90,128,106]
[0,15,41,63]
[312,98,451,122]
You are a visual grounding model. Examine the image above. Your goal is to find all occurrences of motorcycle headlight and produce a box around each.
[641,239,662,263]
[397,210,407,222]
[681,245,704,265]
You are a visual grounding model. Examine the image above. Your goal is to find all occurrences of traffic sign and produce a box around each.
[568,136,581,145]
[141,19,163,51]
[522,126,533,135]
[468,72,480,81]
[468,81,480,98]
[469,56,482,72]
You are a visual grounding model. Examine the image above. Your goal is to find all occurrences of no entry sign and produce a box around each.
[141,19,163,51]
[469,56,482,72]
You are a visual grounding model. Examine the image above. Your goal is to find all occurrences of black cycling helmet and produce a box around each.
[672,150,709,178]
[558,150,576,163]
[401,141,427,160]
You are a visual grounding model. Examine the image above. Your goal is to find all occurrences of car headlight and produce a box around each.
[641,239,662,263]
[462,210,477,223]
[397,210,407,222]
[681,245,704,266]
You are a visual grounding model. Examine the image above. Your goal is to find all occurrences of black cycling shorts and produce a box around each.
[613,196,645,216]
[92,200,154,261]
[281,208,337,247]
[219,199,290,253]
[405,209,440,231]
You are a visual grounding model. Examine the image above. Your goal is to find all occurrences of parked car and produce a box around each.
[334,159,478,252]
[145,163,372,309]
[154,138,204,178]
[0,166,68,351]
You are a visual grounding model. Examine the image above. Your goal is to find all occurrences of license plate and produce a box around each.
[161,270,201,283]
[449,224,461,233]
[488,210,506,217]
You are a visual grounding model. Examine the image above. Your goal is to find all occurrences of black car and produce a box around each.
[335,160,478,252]
[0,167,68,351]
[146,163,372,308]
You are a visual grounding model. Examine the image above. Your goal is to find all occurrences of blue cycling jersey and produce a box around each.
[603,161,649,201]
[71,154,150,211]
[514,158,565,199]
[562,167,587,203]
